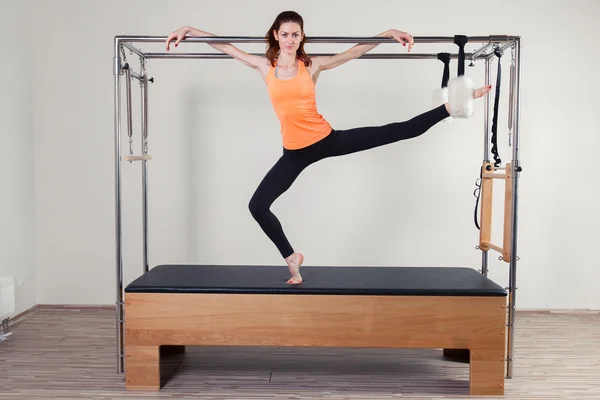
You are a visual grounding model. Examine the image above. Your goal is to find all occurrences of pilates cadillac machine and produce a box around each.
[113,34,522,395]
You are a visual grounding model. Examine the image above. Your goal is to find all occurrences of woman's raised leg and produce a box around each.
[325,104,450,157]
[324,85,492,157]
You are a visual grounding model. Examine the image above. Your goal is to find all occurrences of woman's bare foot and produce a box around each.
[444,84,493,113]
[474,84,493,98]
[285,252,304,284]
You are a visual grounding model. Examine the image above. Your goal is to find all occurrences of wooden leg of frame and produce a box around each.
[470,349,505,395]
[126,345,161,391]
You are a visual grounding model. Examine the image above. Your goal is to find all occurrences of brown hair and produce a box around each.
[265,11,311,67]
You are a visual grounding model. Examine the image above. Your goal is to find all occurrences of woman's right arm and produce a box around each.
[166,26,270,77]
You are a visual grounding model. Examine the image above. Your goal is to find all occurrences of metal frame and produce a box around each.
[112,34,522,379]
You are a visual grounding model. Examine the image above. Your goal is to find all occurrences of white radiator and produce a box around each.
[0,276,15,320]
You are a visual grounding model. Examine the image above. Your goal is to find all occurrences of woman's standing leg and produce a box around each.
[248,152,312,283]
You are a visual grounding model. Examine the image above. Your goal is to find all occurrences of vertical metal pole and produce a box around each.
[506,37,521,379]
[481,57,491,277]
[113,38,125,374]
[140,61,149,274]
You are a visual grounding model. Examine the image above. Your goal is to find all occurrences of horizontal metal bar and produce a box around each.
[144,52,476,60]
[116,35,518,44]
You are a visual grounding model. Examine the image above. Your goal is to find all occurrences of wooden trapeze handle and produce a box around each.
[478,162,512,262]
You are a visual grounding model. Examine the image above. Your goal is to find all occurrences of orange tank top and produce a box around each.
[266,60,332,150]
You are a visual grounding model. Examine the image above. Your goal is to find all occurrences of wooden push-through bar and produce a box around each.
[122,155,152,161]
[478,162,513,262]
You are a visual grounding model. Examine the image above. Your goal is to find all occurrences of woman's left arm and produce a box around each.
[311,29,413,73]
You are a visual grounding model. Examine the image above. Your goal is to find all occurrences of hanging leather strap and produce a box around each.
[453,35,468,76]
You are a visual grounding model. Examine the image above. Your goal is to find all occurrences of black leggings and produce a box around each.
[248,104,450,258]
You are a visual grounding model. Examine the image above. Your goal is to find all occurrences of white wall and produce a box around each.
[0,0,36,317]
[27,0,600,310]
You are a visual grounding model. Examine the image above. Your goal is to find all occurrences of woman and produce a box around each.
[166,11,492,284]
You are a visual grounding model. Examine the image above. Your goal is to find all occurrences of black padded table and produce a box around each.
[125,264,507,297]
[124,264,508,395]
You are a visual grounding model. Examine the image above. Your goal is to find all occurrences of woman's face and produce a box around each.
[274,22,303,56]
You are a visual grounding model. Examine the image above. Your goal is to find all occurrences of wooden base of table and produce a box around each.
[124,292,505,395]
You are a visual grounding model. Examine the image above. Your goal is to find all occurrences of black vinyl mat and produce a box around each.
[125,265,506,297]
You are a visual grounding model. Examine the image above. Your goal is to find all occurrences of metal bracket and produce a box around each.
[113,56,122,76]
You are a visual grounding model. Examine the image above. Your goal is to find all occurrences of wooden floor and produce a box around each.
[0,307,599,399]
